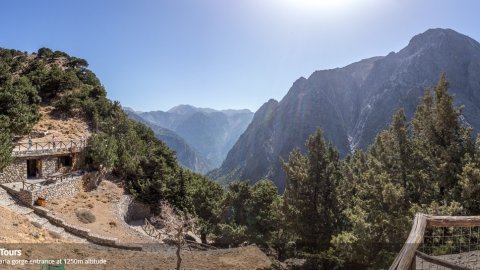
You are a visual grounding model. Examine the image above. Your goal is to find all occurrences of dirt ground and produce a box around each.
[0,243,272,270]
[18,106,90,143]
[0,206,77,244]
[416,250,480,269]
[0,204,272,270]
[45,180,152,244]
[0,205,272,270]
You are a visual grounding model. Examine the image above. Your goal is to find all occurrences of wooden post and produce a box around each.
[410,255,415,270]
[389,214,427,270]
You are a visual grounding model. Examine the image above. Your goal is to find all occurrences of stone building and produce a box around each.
[0,141,88,205]
[0,141,85,184]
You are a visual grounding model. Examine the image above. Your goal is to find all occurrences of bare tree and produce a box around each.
[155,201,196,270]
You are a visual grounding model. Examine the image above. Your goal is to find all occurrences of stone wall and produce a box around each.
[117,195,151,222]
[41,157,58,177]
[72,151,86,171]
[32,206,142,251]
[15,189,34,206]
[0,159,27,184]
[15,176,84,205]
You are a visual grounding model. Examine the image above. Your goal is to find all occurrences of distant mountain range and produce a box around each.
[125,110,212,173]
[126,105,253,173]
[210,28,480,191]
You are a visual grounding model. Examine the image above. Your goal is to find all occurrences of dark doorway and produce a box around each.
[27,159,41,178]
[58,156,73,167]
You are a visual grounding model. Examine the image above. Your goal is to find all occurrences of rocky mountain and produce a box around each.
[131,105,254,168]
[210,28,480,190]
[125,109,213,173]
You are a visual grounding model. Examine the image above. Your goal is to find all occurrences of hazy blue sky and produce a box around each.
[1,0,479,112]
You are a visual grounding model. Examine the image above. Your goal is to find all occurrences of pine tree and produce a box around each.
[187,172,224,243]
[459,135,480,214]
[0,117,13,171]
[283,129,341,251]
[0,77,40,135]
[245,180,280,244]
[411,74,472,201]
[332,111,412,268]
[369,109,415,204]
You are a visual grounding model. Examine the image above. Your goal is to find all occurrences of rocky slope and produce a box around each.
[133,105,254,168]
[211,28,480,190]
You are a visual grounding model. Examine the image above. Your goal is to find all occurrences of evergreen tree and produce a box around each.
[459,135,480,214]
[0,77,40,135]
[332,112,413,268]
[411,74,472,202]
[282,148,308,243]
[87,133,118,171]
[245,180,280,245]
[0,117,13,171]
[222,181,252,226]
[187,172,224,243]
[283,129,341,251]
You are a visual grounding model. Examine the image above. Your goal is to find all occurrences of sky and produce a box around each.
[0,0,479,112]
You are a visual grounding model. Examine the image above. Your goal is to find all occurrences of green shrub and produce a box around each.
[75,208,96,224]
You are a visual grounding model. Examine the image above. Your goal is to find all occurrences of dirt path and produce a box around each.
[0,244,272,270]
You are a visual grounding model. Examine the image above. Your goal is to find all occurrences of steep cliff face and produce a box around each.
[213,28,480,190]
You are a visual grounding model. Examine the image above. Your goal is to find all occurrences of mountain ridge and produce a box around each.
[212,28,480,190]
[130,105,254,169]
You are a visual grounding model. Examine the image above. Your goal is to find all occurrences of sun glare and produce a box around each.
[278,0,359,14]
[296,0,347,9]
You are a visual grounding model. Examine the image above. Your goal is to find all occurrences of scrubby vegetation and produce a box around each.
[75,208,96,224]
[2,47,480,269]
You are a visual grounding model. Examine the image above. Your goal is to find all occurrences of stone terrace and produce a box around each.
[1,171,85,205]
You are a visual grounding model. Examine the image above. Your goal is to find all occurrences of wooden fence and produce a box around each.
[142,218,166,240]
[141,218,216,250]
[22,181,42,191]
[13,140,86,152]
[390,214,480,270]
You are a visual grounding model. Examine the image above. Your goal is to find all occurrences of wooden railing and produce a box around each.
[22,181,42,191]
[141,218,216,250]
[142,218,166,240]
[13,140,86,152]
[390,214,480,270]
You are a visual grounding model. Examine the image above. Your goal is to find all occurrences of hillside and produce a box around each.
[134,105,254,168]
[211,28,480,190]
[0,204,271,270]
[0,47,274,269]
